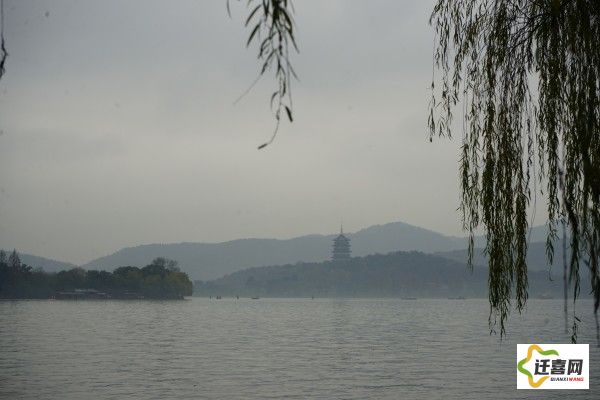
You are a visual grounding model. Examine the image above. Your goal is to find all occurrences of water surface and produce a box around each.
[0,298,597,399]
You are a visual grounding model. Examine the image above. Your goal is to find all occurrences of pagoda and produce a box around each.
[332,225,351,261]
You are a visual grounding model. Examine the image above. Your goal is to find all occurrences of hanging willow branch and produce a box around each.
[429,0,600,339]
[230,0,298,149]
[0,0,7,80]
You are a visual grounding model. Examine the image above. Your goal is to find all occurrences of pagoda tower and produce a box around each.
[332,225,351,261]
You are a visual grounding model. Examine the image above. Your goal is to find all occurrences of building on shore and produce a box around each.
[332,225,351,261]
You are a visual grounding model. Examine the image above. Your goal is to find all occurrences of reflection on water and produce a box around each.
[0,298,598,399]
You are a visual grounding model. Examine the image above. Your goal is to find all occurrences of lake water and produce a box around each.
[0,298,598,399]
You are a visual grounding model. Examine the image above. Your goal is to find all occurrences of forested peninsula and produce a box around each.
[0,251,192,299]
[194,251,574,299]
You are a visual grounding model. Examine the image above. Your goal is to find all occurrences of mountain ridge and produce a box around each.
[6,221,552,280]
[81,221,551,280]
[194,250,569,298]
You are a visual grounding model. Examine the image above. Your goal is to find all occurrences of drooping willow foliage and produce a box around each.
[229,0,298,149]
[0,0,7,80]
[429,0,600,339]
[234,0,600,340]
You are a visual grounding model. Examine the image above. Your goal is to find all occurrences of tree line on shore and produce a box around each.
[0,250,192,299]
[193,250,577,299]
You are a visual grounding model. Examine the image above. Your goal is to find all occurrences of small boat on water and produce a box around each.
[401,297,417,300]
[251,297,259,300]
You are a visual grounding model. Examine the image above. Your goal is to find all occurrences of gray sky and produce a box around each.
[0,0,469,264]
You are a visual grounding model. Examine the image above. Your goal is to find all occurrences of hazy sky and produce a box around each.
[0,0,472,264]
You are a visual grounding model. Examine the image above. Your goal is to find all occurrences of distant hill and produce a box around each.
[81,221,553,280]
[82,237,333,281]
[436,240,567,272]
[81,221,472,280]
[193,250,567,298]
[0,250,77,273]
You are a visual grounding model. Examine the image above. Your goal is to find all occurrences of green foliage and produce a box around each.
[429,0,600,338]
[0,249,38,297]
[232,0,298,149]
[56,267,87,289]
[0,252,193,299]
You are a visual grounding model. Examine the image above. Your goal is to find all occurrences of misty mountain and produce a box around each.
[81,221,470,280]
[81,221,552,280]
[82,236,333,281]
[436,236,567,272]
[0,250,78,273]
[194,250,568,298]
